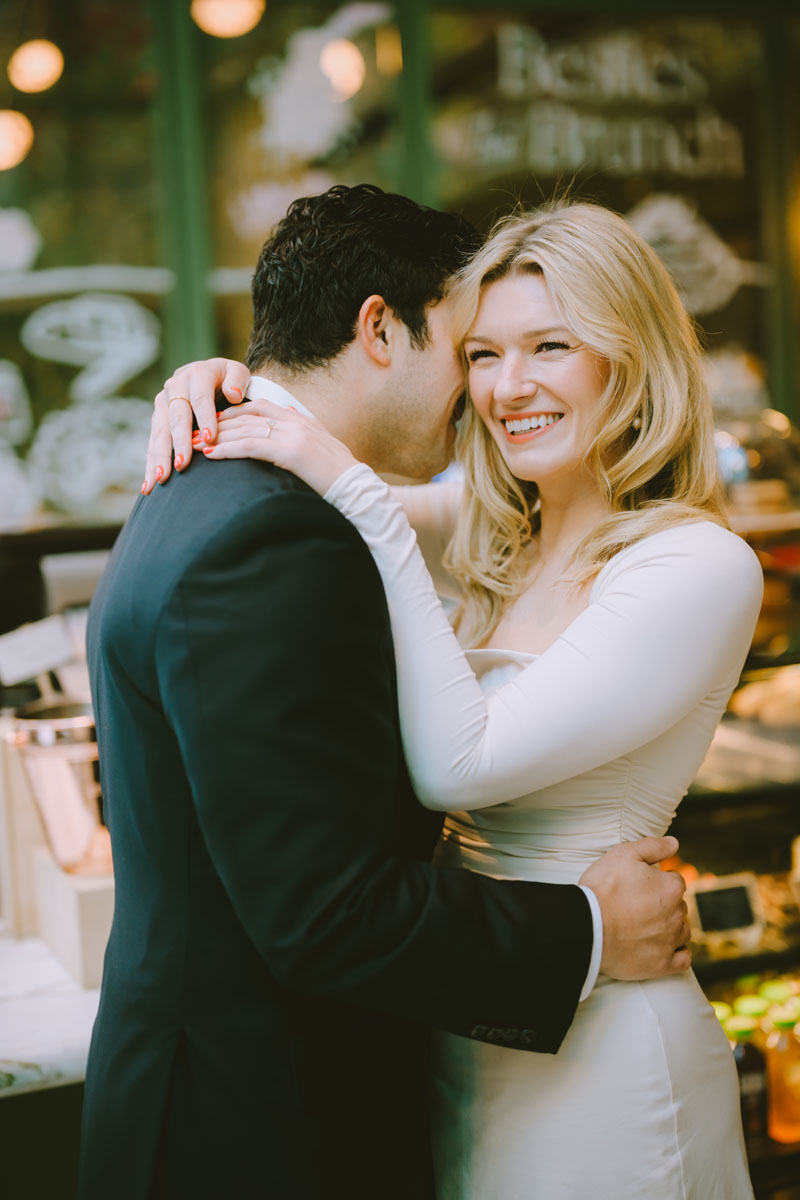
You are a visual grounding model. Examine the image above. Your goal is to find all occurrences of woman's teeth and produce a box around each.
[503,413,564,434]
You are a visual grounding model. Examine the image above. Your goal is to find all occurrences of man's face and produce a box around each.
[367,298,466,482]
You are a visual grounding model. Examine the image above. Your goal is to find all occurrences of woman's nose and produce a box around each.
[493,355,537,404]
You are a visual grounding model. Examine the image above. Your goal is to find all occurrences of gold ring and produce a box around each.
[167,395,191,409]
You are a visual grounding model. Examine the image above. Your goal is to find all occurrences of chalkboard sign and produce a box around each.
[688,872,764,942]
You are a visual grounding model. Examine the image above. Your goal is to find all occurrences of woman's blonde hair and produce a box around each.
[444,200,727,647]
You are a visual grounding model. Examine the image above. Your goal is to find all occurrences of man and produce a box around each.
[80,185,689,1199]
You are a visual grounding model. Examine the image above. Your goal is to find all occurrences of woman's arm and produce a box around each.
[325,465,764,811]
[144,357,464,596]
[183,397,764,813]
[389,480,462,599]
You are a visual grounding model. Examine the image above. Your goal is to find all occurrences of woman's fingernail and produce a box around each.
[175,454,184,469]
[155,466,164,481]
[141,482,147,494]
[229,387,242,400]
[202,428,212,443]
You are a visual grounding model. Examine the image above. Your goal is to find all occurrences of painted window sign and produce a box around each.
[436,21,749,181]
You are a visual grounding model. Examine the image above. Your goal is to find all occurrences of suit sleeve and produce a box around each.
[154,489,592,1053]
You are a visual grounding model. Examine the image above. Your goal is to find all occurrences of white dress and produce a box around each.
[324,465,764,1200]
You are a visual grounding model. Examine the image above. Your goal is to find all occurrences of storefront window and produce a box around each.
[0,2,797,532]
[200,3,405,358]
[430,10,774,417]
[0,0,164,530]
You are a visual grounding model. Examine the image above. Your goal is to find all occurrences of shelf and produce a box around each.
[693,943,800,986]
[0,524,122,556]
[749,1142,800,1197]
[731,511,800,537]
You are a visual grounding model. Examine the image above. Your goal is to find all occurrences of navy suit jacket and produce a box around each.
[78,453,592,1199]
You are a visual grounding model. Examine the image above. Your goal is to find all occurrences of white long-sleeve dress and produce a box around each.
[324,464,764,1200]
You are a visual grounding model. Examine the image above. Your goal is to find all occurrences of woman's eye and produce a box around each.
[467,348,496,364]
[537,340,571,354]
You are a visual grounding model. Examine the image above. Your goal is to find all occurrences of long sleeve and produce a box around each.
[325,463,764,812]
[389,479,463,599]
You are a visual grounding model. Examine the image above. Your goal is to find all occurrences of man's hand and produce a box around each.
[580,837,691,980]
[143,357,251,493]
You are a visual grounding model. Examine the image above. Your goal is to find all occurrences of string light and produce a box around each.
[320,39,365,102]
[190,0,265,39]
[0,110,34,170]
[8,39,64,93]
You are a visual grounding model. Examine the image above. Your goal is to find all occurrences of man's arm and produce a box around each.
[155,489,592,1052]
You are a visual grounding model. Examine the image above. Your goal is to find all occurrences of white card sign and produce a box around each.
[0,614,76,686]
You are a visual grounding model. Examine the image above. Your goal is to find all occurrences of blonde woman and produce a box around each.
[148,202,761,1197]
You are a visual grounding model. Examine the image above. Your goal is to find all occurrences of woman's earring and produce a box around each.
[632,415,642,430]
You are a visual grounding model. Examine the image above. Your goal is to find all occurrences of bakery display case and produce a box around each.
[662,429,800,1193]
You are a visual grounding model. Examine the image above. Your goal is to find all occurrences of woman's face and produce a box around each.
[465,272,610,491]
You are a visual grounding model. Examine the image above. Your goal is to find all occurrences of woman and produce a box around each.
[147,201,762,1197]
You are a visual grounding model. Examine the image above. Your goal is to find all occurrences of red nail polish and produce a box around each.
[229,387,242,399]
[141,482,147,494]
[155,466,164,481]
[202,428,212,443]
[175,454,184,469]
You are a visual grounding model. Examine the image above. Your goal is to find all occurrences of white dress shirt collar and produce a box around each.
[246,375,314,419]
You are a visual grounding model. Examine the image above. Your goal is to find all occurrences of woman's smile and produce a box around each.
[501,412,565,441]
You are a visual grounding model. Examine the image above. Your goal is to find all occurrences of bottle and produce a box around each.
[765,1005,800,1144]
[725,1015,768,1152]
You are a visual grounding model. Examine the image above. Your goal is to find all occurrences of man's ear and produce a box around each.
[356,294,395,366]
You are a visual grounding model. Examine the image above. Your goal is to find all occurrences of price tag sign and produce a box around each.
[687,872,764,951]
[0,615,76,686]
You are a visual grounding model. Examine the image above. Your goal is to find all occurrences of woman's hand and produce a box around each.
[192,397,359,497]
[143,357,251,494]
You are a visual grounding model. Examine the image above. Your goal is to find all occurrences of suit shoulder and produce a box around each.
[226,472,368,546]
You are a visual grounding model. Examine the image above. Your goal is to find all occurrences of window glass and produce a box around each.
[200,3,405,360]
[430,10,773,412]
[0,0,162,530]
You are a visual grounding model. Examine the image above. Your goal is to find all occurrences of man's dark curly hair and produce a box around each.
[245,184,481,373]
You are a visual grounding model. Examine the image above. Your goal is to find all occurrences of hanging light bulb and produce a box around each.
[190,0,265,39]
[320,39,366,102]
[0,110,34,170]
[8,39,64,93]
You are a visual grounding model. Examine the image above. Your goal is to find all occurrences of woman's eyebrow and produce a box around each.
[464,326,571,344]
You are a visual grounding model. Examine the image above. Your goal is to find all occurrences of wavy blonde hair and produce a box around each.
[444,200,727,647]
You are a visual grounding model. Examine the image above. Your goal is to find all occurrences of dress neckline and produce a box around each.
[466,522,720,664]
[466,647,539,662]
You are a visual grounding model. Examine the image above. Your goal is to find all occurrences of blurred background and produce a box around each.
[0,0,798,552]
[2,3,800,1195]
